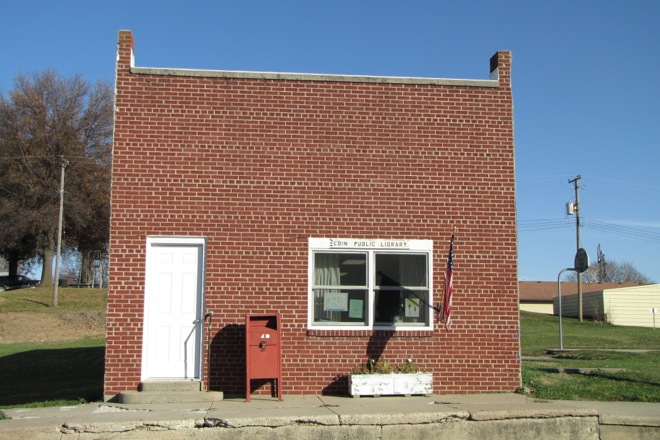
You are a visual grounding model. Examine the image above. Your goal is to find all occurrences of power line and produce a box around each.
[518,218,572,232]
[583,218,660,243]
[518,217,660,243]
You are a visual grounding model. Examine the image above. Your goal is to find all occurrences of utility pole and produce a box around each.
[568,175,583,321]
[52,156,69,307]
[597,244,607,282]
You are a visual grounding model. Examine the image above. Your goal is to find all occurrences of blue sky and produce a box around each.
[2,1,659,282]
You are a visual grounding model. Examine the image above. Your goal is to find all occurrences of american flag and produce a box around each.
[441,232,454,330]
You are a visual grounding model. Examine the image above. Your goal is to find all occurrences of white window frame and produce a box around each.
[308,238,433,331]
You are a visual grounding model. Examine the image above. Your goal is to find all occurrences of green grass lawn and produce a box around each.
[0,286,107,312]
[1,290,659,407]
[0,339,105,407]
[520,311,660,402]
[0,287,107,408]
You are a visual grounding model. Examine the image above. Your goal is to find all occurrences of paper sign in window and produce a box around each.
[405,298,420,318]
[324,291,348,312]
[349,299,364,319]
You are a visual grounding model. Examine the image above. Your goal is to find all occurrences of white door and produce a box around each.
[143,238,204,380]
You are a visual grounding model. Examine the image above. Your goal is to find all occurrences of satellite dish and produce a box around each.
[574,248,589,273]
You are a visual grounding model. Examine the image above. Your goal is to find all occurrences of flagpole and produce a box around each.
[442,229,455,330]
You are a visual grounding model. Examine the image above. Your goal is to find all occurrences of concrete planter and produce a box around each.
[348,373,433,397]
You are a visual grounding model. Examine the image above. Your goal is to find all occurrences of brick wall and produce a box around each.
[105,30,519,398]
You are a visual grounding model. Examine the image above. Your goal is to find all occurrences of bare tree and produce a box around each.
[0,71,112,286]
[567,259,652,283]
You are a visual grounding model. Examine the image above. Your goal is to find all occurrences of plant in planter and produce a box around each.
[348,358,433,397]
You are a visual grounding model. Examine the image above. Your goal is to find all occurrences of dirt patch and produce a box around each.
[0,310,106,344]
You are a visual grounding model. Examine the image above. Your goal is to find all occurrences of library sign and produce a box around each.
[328,239,410,249]
[308,238,433,252]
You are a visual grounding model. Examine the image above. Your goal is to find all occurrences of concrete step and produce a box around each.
[117,381,224,404]
[118,390,224,404]
[140,381,202,392]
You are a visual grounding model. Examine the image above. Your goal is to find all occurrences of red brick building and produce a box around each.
[105,30,519,400]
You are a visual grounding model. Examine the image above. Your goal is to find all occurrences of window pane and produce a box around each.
[309,244,432,330]
[374,290,429,326]
[313,289,368,325]
[314,253,366,286]
[375,254,427,287]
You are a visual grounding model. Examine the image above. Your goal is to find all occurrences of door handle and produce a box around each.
[193,319,201,324]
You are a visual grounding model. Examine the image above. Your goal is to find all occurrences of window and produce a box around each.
[309,239,433,330]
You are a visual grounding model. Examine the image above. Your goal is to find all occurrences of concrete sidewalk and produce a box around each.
[1,393,658,439]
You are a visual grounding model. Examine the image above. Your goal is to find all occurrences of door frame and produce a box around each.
[142,236,207,381]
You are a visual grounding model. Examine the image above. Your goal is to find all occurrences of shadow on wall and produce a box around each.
[209,325,398,397]
[321,330,395,395]
[209,322,281,398]
[367,330,394,365]
[209,324,245,397]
